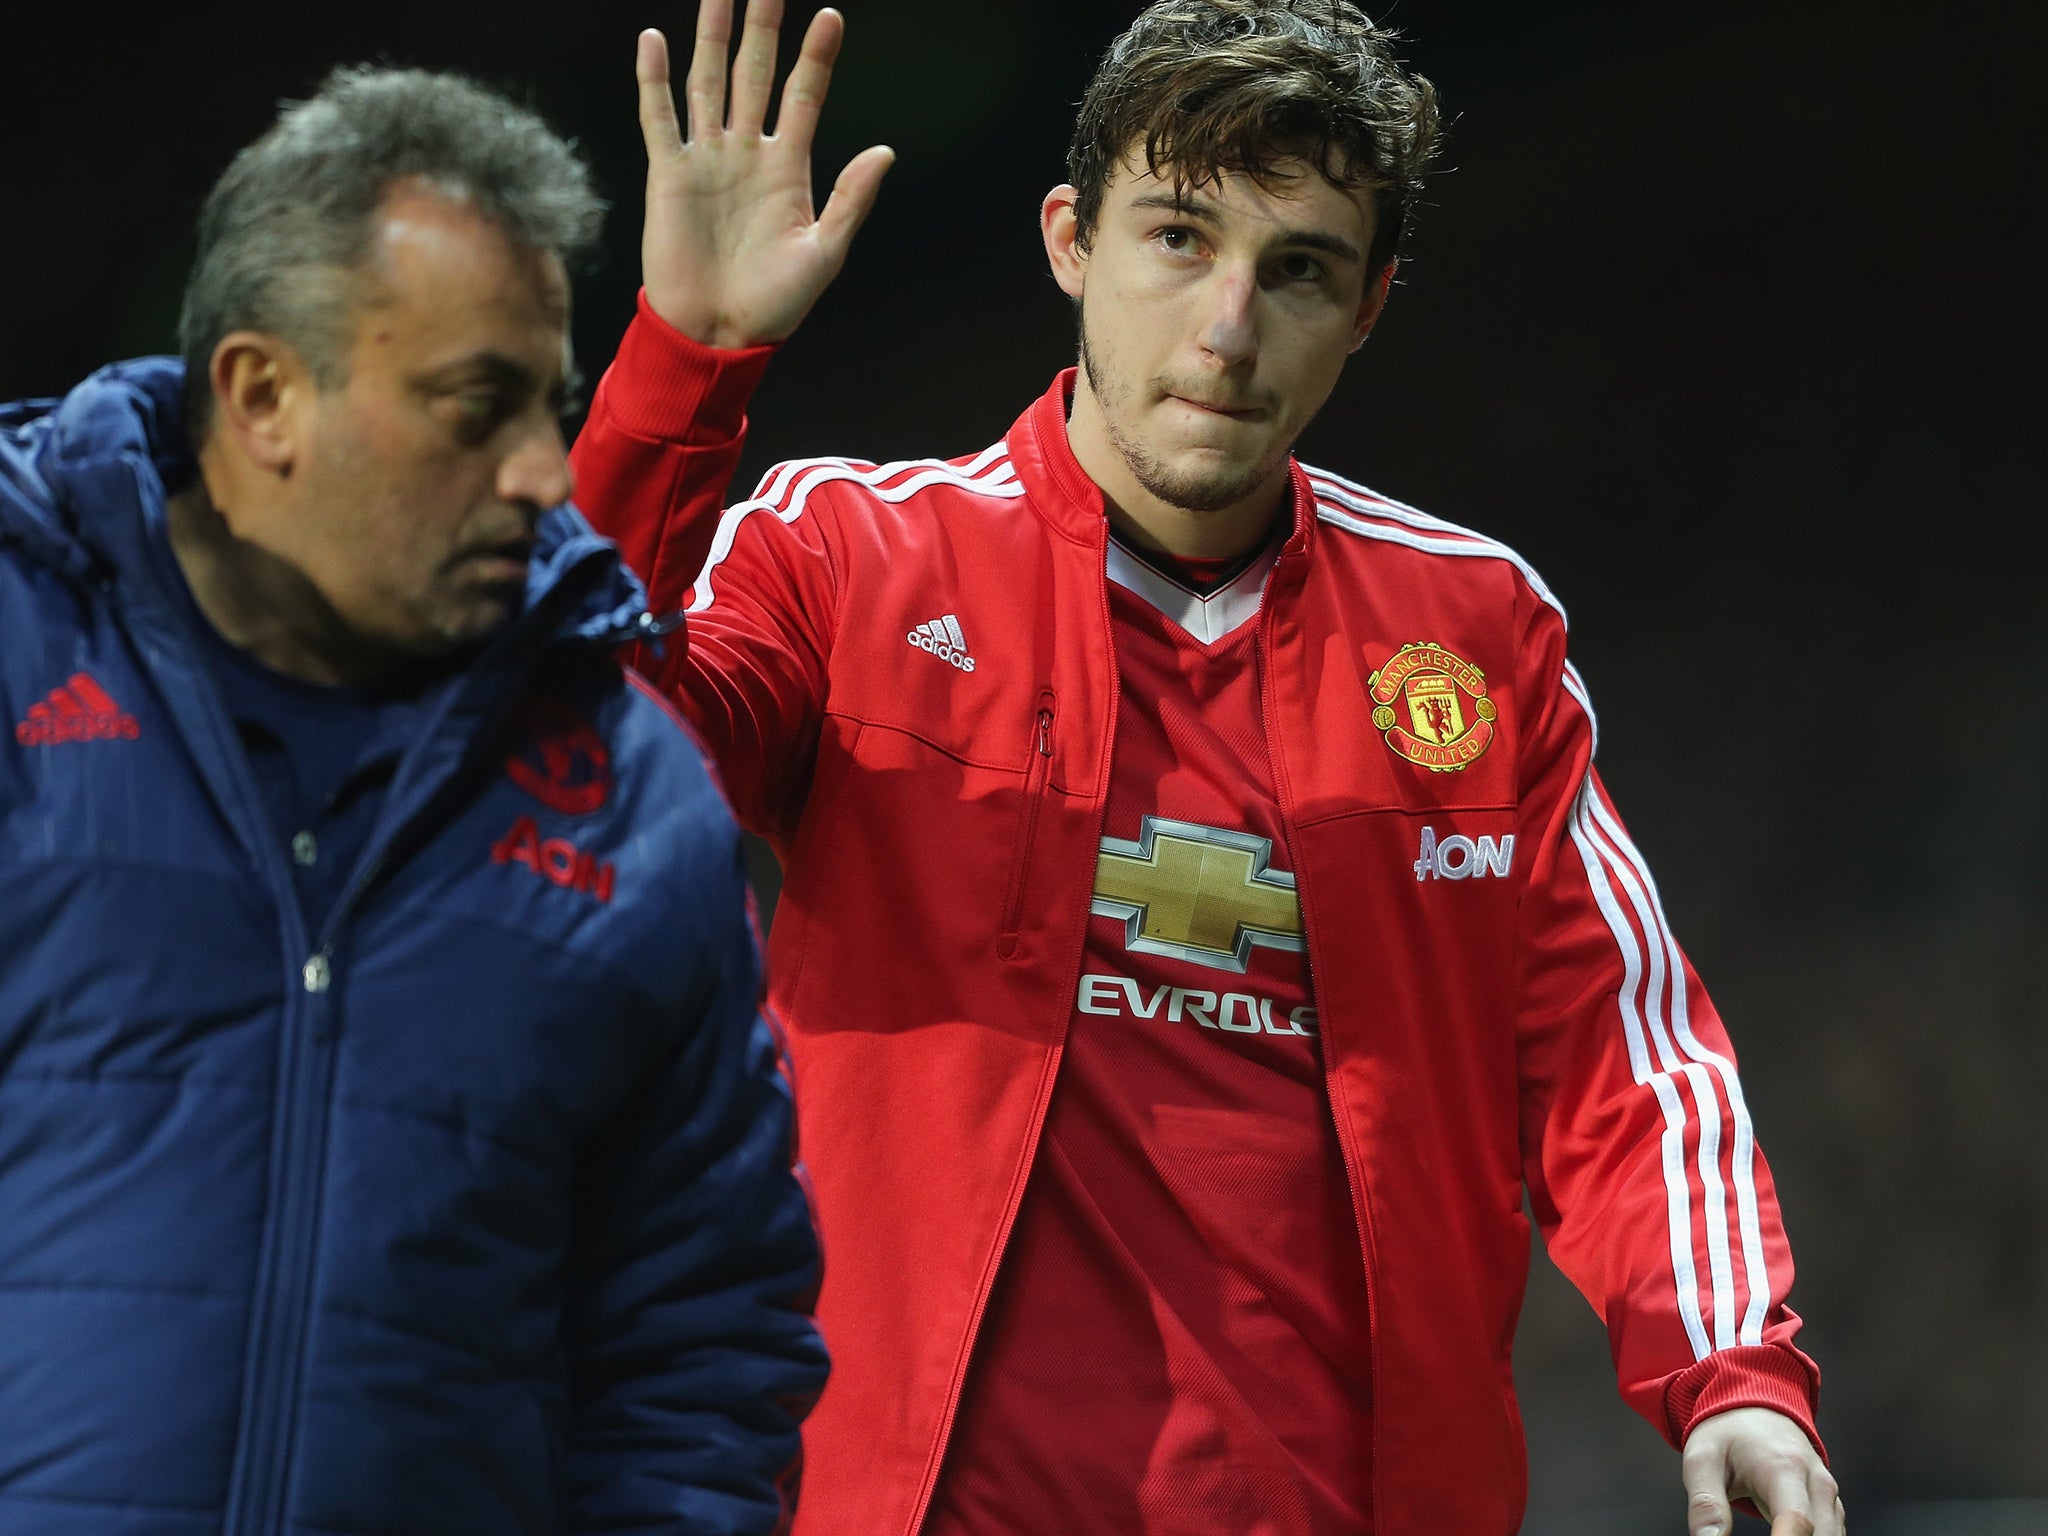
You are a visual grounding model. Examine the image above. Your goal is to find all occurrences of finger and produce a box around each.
[1757,1460,1816,1536]
[1813,1479,1845,1536]
[685,0,735,140]
[815,144,896,264]
[727,0,786,137]
[636,30,684,159]
[772,5,844,150]
[1680,1444,1734,1536]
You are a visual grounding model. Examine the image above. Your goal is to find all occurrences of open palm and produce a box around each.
[637,0,893,349]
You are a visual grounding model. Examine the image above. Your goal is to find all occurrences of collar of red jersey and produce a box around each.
[1104,536,1277,645]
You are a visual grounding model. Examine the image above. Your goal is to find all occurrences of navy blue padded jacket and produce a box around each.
[0,360,827,1536]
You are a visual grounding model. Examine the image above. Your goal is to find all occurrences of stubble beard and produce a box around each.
[1078,314,1292,515]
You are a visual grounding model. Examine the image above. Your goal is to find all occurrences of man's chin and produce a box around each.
[1133,451,1282,515]
[415,590,524,658]
[1102,401,1291,515]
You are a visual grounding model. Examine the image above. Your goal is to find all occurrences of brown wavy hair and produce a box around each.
[1068,0,1441,275]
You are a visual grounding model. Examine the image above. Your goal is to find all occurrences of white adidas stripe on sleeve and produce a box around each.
[1565,778,1715,1360]
[1558,675,1771,1357]
[1583,782,1773,1349]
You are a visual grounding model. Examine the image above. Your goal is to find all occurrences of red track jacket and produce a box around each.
[570,297,1823,1536]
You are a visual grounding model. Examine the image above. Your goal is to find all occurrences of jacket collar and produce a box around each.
[1,355,647,651]
[1006,368,1319,562]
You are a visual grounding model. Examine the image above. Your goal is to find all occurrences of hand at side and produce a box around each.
[1683,1407,1843,1536]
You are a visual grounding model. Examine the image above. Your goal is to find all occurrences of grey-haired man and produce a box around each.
[0,64,856,1535]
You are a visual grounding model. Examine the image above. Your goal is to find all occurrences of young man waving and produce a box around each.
[571,3,1840,1533]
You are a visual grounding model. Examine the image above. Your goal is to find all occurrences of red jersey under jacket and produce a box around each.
[569,296,1823,1536]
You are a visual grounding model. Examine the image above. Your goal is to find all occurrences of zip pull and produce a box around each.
[1035,707,1054,757]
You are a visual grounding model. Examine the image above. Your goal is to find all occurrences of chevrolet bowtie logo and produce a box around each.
[1091,817,1304,974]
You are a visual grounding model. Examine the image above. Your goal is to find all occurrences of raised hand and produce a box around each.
[1683,1408,1844,1536]
[636,0,894,349]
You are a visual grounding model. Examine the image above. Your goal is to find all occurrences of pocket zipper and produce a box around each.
[996,694,1056,958]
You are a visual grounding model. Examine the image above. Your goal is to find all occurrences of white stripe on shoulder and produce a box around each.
[1561,661,1599,758]
[746,440,1011,508]
[749,454,860,505]
[1305,467,1568,628]
[691,444,1022,614]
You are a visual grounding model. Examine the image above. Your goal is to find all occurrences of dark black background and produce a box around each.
[5,0,2044,1517]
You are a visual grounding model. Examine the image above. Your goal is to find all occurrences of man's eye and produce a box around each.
[451,393,512,439]
[1157,227,1195,253]
[1277,254,1325,283]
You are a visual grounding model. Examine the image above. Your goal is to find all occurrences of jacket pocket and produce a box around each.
[995,690,1056,959]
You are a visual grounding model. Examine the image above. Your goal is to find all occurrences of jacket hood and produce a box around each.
[0,356,646,646]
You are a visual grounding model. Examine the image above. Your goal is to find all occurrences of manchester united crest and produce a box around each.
[504,695,613,815]
[1368,643,1498,772]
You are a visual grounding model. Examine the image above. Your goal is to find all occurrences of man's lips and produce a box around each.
[456,539,534,581]
[1167,394,1262,420]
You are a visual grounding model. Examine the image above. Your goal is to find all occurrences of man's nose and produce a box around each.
[500,417,574,512]
[1198,266,1259,368]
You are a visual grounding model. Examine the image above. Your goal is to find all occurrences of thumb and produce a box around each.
[1682,1443,1735,1536]
[815,144,897,264]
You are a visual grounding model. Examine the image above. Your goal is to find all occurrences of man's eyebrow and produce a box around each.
[1274,228,1364,264]
[1128,189,1220,222]
[1125,189,1364,265]
[418,350,586,412]
[418,352,542,392]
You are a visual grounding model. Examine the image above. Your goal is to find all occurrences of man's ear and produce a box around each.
[1042,184,1087,301]
[207,332,314,478]
[1350,260,1397,354]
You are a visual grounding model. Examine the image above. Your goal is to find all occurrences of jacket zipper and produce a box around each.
[147,697,329,1536]
[1254,602,1386,1536]
[226,851,406,1536]
[995,691,1056,959]
[912,591,1119,1533]
[225,736,452,1533]
[223,921,335,1536]
[909,523,1126,1536]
